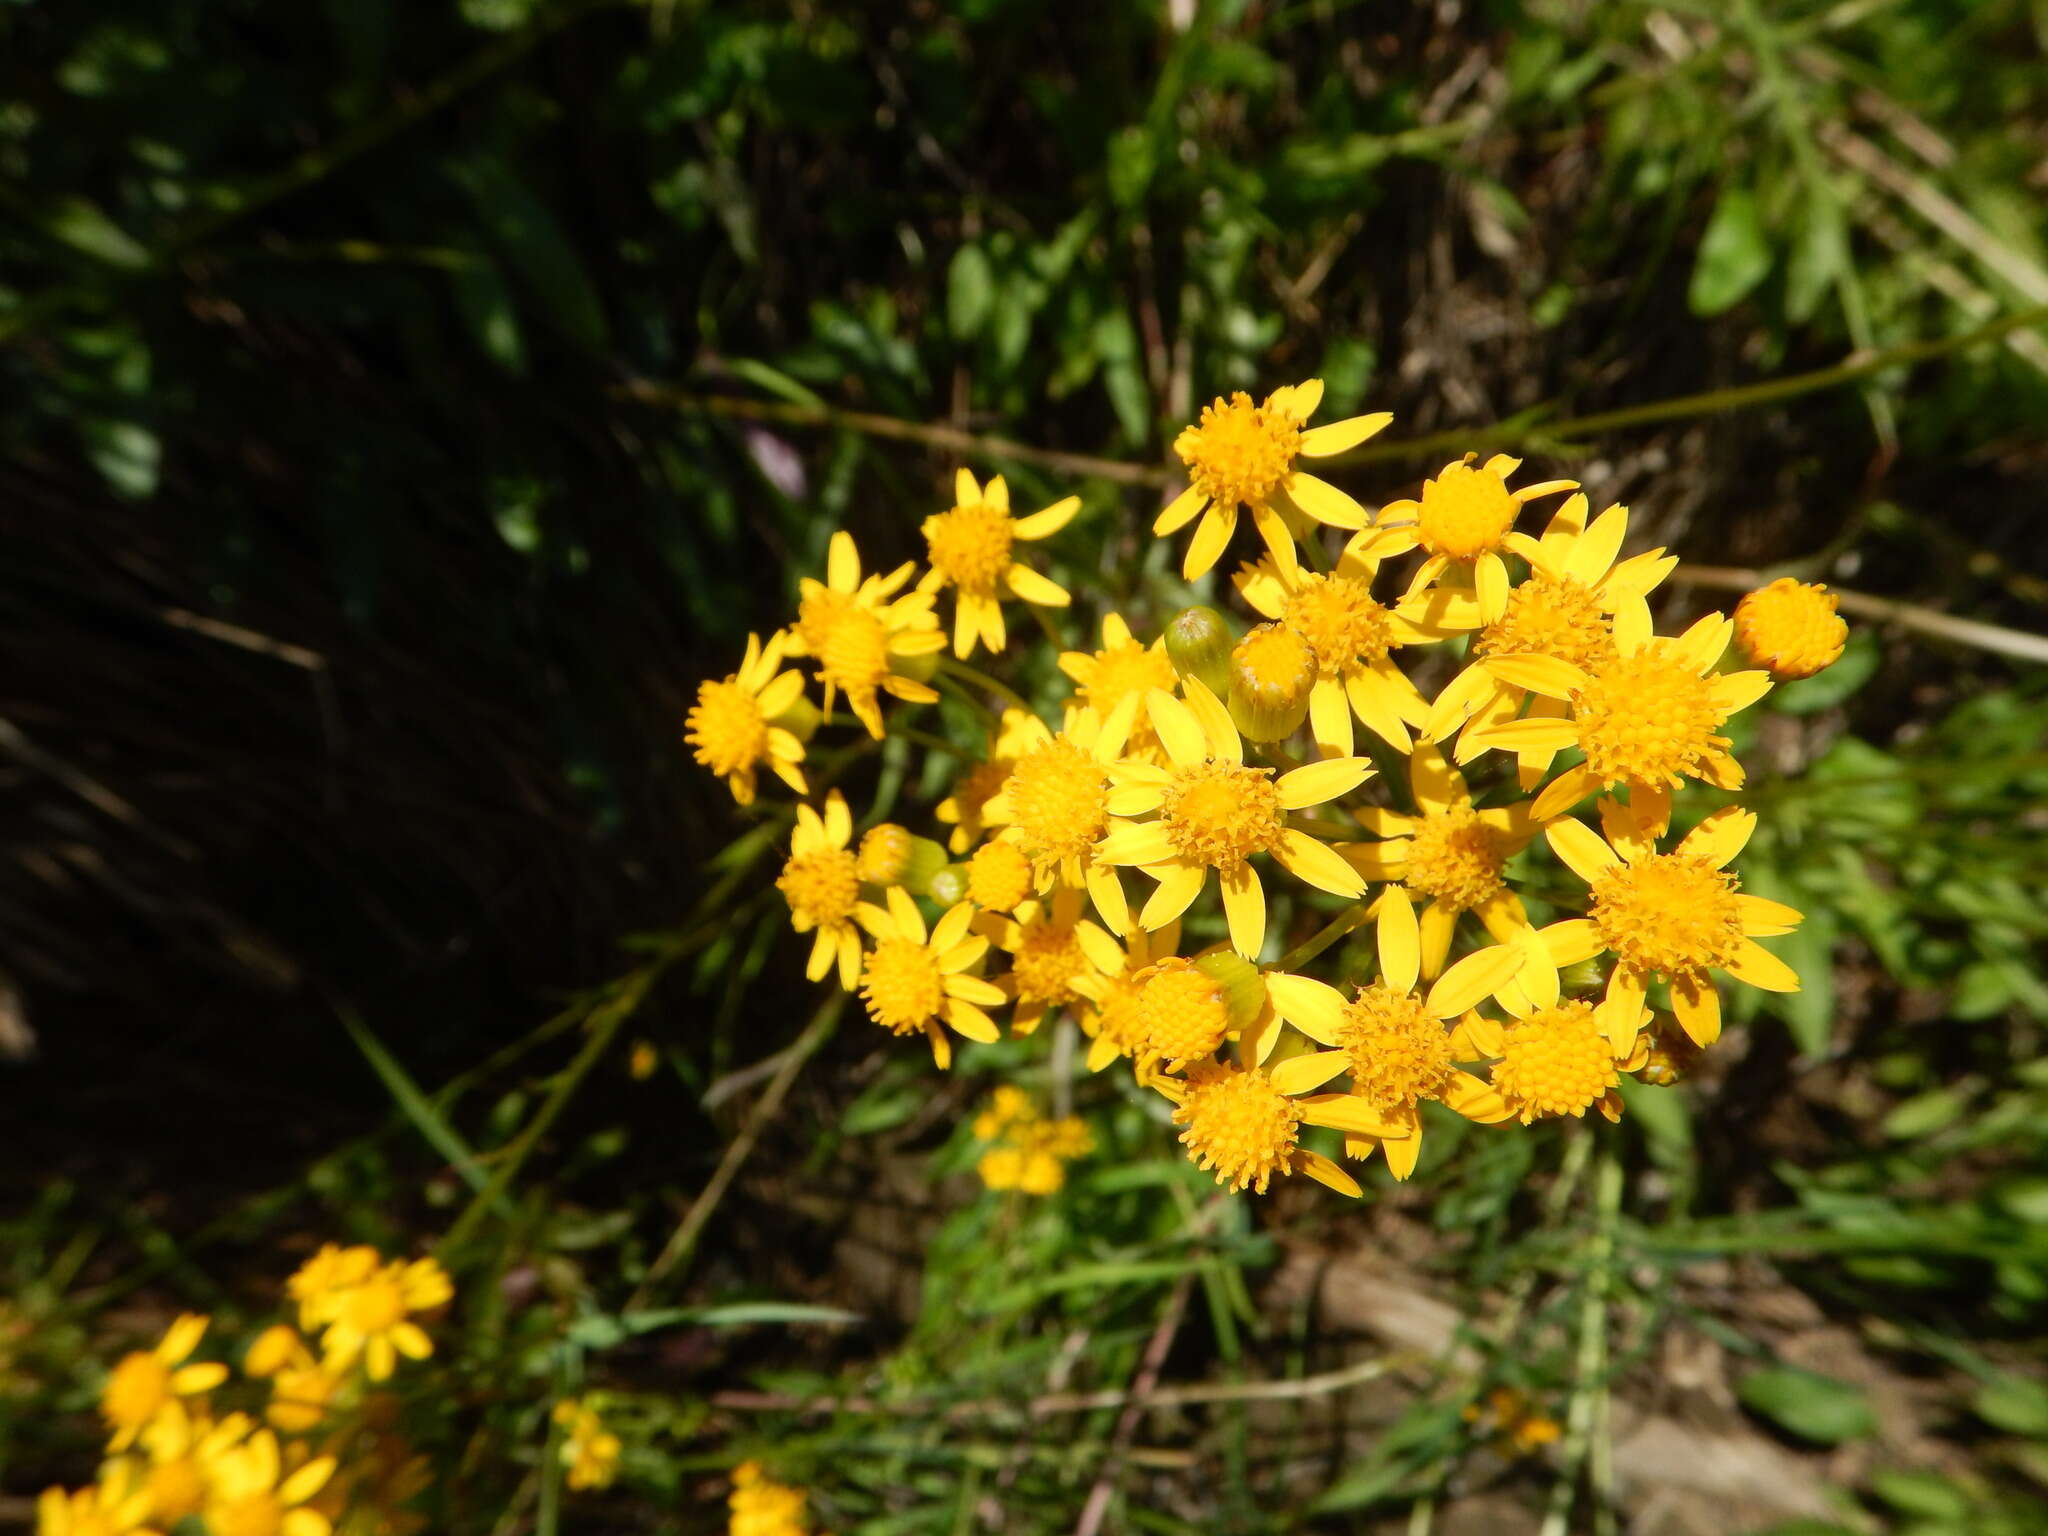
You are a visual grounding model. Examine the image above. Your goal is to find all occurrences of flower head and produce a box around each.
[36,1464,160,1536]
[980,699,1138,930]
[553,1398,622,1491]
[1156,379,1391,580]
[855,887,1006,1069]
[298,1255,449,1383]
[202,1428,335,1536]
[1154,1059,1368,1196]
[100,1315,228,1451]
[135,1401,250,1526]
[687,632,809,805]
[1733,577,1848,679]
[1068,922,1182,1075]
[784,531,944,738]
[973,1089,1093,1194]
[935,707,1040,853]
[978,886,1121,1035]
[920,470,1077,657]
[1059,613,1177,756]
[728,1461,812,1536]
[777,790,865,990]
[1368,454,1577,623]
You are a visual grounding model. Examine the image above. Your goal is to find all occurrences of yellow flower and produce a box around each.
[552,1398,622,1491]
[243,1327,340,1435]
[37,1463,159,1536]
[727,1460,812,1536]
[1368,454,1578,623]
[854,887,1006,1069]
[1232,537,1461,756]
[1068,920,1182,1074]
[1466,612,1774,831]
[934,707,1041,853]
[686,632,809,805]
[1339,744,1540,979]
[776,790,865,990]
[285,1246,381,1332]
[976,886,1123,1035]
[100,1314,228,1451]
[1424,497,1677,787]
[203,1428,336,1536]
[1263,889,1523,1179]
[1535,800,1803,1054]
[783,530,944,738]
[1058,613,1177,757]
[628,1039,660,1080]
[1094,681,1369,957]
[964,837,1035,913]
[1153,1058,1398,1197]
[1466,1387,1563,1457]
[1156,379,1393,580]
[136,1401,250,1526]
[919,469,1077,657]
[979,697,1140,930]
[1733,577,1848,679]
[303,1256,449,1383]
[972,1089,1093,1194]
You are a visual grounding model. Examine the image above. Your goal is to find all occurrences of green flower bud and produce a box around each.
[1165,606,1236,697]
[1226,623,1314,742]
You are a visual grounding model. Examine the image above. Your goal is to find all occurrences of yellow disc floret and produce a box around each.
[1172,1060,1301,1194]
[1071,637,1176,721]
[1490,1000,1619,1122]
[1281,573,1395,671]
[1734,578,1848,679]
[1175,391,1302,511]
[1416,458,1519,560]
[861,938,946,1035]
[1135,958,1232,1068]
[1588,854,1744,980]
[967,840,1034,912]
[1008,736,1110,867]
[1009,914,1089,1006]
[857,824,914,885]
[1402,803,1508,912]
[1087,975,1150,1062]
[1572,643,1731,788]
[777,846,861,931]
[685,679,768,779]
[794,587,891,702]
[1161,760,1282,867]
[923,498,1016,597]
[1477,573,1615,672]
[1336,983,1457,1111]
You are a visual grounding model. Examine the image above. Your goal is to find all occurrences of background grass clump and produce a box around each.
[4,1,2048,1532]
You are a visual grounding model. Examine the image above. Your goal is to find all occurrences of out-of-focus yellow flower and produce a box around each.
[297,1256,450,1383]
[854,888,1005,1070]
[1157,379,1392,580]
[686,632,810,806]
[1466,1387,1563,1457]
[1095,681,1368,957]
[1534,800,1803,1054]
[976,886,1122,1036]
[37,1462,159,1536]
[552,1398,622,1491]
[244,1327,341,1434]
[972,1088,1093,1194]
[204,1427,336,1536]
[100,1314,228,1451]
[1338,744,1539,979]
[776,790,865,991]
[1368,453,1577,624]
[1733,577,1848,679]
[919,469,1076,658]
[783,531,944,739]
[286,1246,381,1333]
[727,1460,812,1536]
[135,1400,250,1526]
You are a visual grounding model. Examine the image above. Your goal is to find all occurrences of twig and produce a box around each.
[626,993,844,1309]
[1674,563,2048,666]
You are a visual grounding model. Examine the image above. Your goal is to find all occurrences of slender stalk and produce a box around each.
[1674,563,2048,665]
[936,655,1035,715]
[1540,1151,1623,1536]
[1276,904,1369,971]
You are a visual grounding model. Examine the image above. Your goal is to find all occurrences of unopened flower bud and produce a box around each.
[927,863,971,907]
[1191,951,1268,1032]
[769,690,822,744]
[1227,623,1314,742]
[858,826,950,893]
[1165,606,1235,697]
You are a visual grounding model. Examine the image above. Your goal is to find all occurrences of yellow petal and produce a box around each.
[1678,805,1757,868]
[1086,863,1130,933]
[1475,552,1510,626]
[1096,819,1178,867]
[1440,1070,1515,1124]
[1154,484,1208,535]
[1219,863,1267,958]
[946,999,1002,1042]
[1006,563,1070,607]
[1265,973,1349,1045]
[1297,411,1394,457]
[1269,377,1325,420]
[1309,674,1356,756]
[1540,918,1604,966]
[1469,718,1578,754]
[1546,817,1622,886]
[827,530,859,592]
[1147,688,1209,768]
[1300,1094,1408,1138]
[1380,1123,1424,1180]
[1269,1050,1351,1094]
[1725,937,1801,992]
[1714,669,1775,713]
[1484,654,1591,698]
[1180,676,1243,762]
[1273,828,1366,897]
[954,467,981,506]
[1563,504,1628,584]
[1377,886,1420,995]
[1297,1148,1365,1197]
[1425,943,1525,1017]
[1406,741,1460,813]
[1671,973,1722,1047]
[1276,756,1374,809]
[1283,471,1369,529]
[1183,504,1235,580]
[931,901,977,953]
[1737,893,1804,936]
[1531,762,1599,821]
[1014,494,1081,540]
[1141,863,1208,929]
[885,884,927,944]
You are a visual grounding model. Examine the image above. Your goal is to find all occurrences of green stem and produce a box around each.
[936,655,1035,715]
[1275,903,1369,972]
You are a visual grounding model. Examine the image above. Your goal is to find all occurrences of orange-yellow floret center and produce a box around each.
[797,588,890,696]
[1572,644,1729,787]
[1336,983,1457,1110]
[1417,461,1518,560]
[777,848,860,931]
[1075,640,1176,723]
[686,679,769,776]
[1403,804,1507,912]
[1588,853,1744,979]
[1490,1000,1617,1122]
[967,840,1034,912]
[1175,391,1302,510]
[1734,578,1847,679]
[1010,918,1089,1005]
[861,938,944,1033]
[342,1276,407,1334]
[1173,1062,1300,1194]
[1136,959,1232,1066]
[1478,573,1615,672]
[147,1459,207,1521]
[1088,976,1149,1060]
[924,500,1015,596]
[1282,575,1394,671]
[1232,624,1315,708]
[1162,761,1282,866]
[1008,737,1109,866]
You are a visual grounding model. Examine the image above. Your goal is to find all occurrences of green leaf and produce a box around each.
[44,195,152,270]
[566,1302,859,1350]
[1106,126,1155,209]
[1689,185,1773,316]
[1737,1366,1876,1444]
[449,262,527,374]
[1784,195,1847,325]
[1974,1374,2048,1436]
[1617,1076,1692,1168]
[451,156,609,351]
[337,1007,501,1204]
[1882,1085,1969,1141]
[79,418,160,500]
[1871,1469,1972,1520]
[947,244,995,341]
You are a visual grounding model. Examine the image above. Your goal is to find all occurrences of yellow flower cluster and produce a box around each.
[40,1247,450,1536]
[972,1086,1094,1193]
[692,378,1839,1196]
[553,1397,622,1490]
[727,1460,821,1536]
